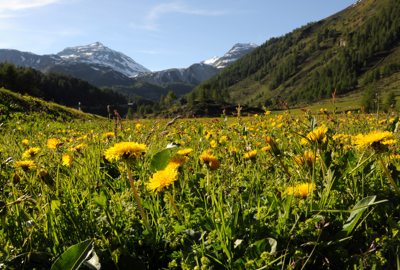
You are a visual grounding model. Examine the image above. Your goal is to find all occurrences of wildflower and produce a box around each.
[353,130,396,150]
[21,139,29,146]
[210,140,218,148]
[261,145,271,152]
[22,147,40,159]
[285,183,315,198]
[62,154,73,167]
[103,132,115,140]
[219,135,228,144]
[306,125,328,144]
[147,166,178,192]
[204,131,214,140]
[47,138,62,149]
[70,143,87,153]
[243,150,257,160]
[14,160,36,170]
[177,148,193,156]
[228,146,238,154]
[199,150,220,170]
[303,150,316,165]
[104,142,146,162]
[167,155,188,170]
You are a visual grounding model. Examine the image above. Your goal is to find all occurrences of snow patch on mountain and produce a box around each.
[203,43,258,69]
[57,42,150,77]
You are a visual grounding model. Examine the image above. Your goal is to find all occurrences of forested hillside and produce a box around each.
[194,0,400,108]
[0,63,127,114]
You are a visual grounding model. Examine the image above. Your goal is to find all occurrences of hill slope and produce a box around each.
[194,0,400,108]
[0,87,96,120]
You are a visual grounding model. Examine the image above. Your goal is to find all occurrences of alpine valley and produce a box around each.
[0,42,258,102]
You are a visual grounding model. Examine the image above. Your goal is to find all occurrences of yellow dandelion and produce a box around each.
[147,167,178,192]
[199,150,220,170]
[219,135,228,144]
[104,142,146,162]
[22,147,40,159]
[304,150,316,162]
[21,139,30,146]
[243,150,257,160]
[103,132,115,140]
[177,148,193,156]
[167,155,189,170]
[285,183,315,198]
[47,138,62,149]
[210,140,218,148]
[62,154,73,167]
[229,146,238,154]
[306,125,328,144]
[70,143,87,153]
[261,145,271,152]
[14,160,36,170]
[353,130,396,149]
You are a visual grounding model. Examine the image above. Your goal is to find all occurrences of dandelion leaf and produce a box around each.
[150,148,172,172]
[341,196,376,236]
[51,239,95,270]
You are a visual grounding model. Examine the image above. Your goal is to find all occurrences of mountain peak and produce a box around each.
[57,42,150,77]
[203,42,258,69]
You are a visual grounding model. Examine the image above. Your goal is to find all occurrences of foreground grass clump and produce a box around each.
[1,111,400,269]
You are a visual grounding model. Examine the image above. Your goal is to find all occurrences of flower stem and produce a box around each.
[127,168,151,231]
[378,156,400,195]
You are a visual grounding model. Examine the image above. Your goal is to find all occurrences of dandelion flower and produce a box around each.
[353,130,396,149]
[47,138,62,149]
[199,150,220,170]
[103,132,115,140]
[261,145,271,152]
[21,139,29,146]
[285,183,315,198]
[70,143,87,153]
[104,142,146,162]
[22,147,40,159]
[147,167,178,192]
[219,135,228,144]
[210,140,218,148]
[177,148,193,156]
[306,125,328,144]
[167,155,188,169]
[14,160,36,170]
[62,154,73,167]
[243,150,257,160]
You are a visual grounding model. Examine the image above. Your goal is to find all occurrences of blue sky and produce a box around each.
[0,0,355,71]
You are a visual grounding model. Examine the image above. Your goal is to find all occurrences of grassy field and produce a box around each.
[1,110,400,269]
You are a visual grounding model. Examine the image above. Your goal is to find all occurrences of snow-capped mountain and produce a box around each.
[57,42,149,77]
[203,43,258,69]
[0,42,150,87]
[136,43,258,87]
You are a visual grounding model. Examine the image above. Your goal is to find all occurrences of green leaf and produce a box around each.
[341,196,376,236]
[51,239,94,270]
[150,148,172,172]
[93,192,107,208]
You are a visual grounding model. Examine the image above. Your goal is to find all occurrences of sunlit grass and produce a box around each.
[1,111,400,269]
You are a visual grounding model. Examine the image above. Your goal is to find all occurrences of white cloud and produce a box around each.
[130,1,227,31]
[0,0,60,10]
[0,0,61,17]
